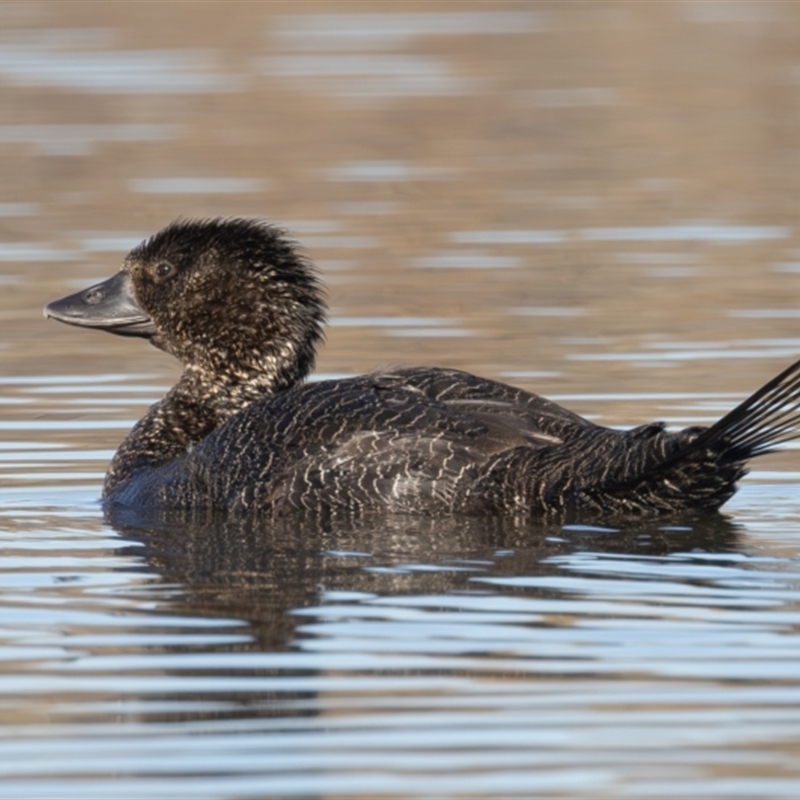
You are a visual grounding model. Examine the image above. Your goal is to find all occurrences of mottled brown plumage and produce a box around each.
[44,217,800,519]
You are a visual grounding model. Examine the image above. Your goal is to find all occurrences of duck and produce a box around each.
[44,217,800,518]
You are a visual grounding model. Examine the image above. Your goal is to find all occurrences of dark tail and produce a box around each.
[689,357,800,463]
[592,358,800,514]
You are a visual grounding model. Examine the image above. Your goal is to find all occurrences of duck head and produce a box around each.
[45,218,327,391]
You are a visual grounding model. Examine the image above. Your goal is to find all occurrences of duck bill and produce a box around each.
[44,271,156,338]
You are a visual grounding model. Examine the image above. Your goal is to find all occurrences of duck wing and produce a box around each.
[242,368,592,514]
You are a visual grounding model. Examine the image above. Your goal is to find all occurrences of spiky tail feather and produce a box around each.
[689,356,800,463]
[588,358,800,514]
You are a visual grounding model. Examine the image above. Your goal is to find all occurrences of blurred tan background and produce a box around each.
[1,0,799,426]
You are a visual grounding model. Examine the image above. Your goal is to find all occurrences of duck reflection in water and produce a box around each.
[45,217,800,519]
[110,505,741,650]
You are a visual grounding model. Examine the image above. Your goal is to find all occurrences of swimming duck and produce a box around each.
[45,217,800,517]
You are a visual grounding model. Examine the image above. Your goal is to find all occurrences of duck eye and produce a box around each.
[155,262,174,281]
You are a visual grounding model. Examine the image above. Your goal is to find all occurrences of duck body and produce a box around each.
[100,366,730,517]
[45,218,800,519]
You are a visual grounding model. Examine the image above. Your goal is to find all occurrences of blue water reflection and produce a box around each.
[0,42,244,93]
[0,124,179,155]
[2,490,799,797]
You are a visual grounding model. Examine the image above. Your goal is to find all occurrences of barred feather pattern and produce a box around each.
[105,361,800,518]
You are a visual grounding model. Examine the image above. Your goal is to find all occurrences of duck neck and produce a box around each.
[103,364,294,500]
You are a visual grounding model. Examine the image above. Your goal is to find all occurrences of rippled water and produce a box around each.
[3,2,800,798]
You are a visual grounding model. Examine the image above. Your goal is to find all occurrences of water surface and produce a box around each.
[2,2,800,798]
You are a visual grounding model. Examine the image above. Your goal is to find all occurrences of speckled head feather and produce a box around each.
[124,217,326,390]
